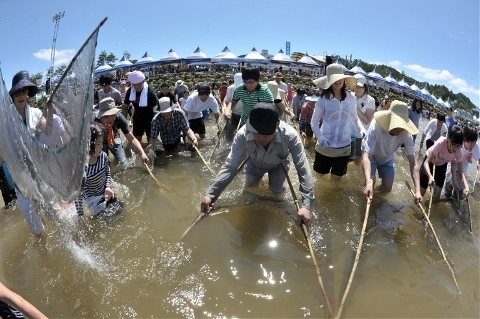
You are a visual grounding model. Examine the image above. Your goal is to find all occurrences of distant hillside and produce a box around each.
[336,57,476,112]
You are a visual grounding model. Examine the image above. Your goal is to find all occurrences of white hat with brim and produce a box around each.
[374,100,419,135]
[158,97,172,113]
[317,64,357,90]
[306,95,319,102]
[97,97,120,118]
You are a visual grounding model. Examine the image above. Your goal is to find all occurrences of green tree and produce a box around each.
[55,64,67,77]
[123,50,131,60]
[96,50,117,67]
[30,72,43,84]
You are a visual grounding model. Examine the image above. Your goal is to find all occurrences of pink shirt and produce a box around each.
[426,136,462,166]
[300,103,315,124]
[287,86,294,101]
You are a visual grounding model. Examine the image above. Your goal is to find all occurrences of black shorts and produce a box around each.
[419,156,448,189]
[163,137,181,152]
[305,123,313,138]
[189,118,206,135]
[313,151,350,176]
[132,107,153,138]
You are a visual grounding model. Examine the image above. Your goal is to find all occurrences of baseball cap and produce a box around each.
[246,103,279,135]
[197,82,211,96]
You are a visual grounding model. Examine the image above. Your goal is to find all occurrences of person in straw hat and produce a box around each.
[266,81,295,121]
[147,97,198,154]
[310,64,365,181]
[95,97,149,165]
[362,100,422,203]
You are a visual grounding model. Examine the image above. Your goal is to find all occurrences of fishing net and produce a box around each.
[0,18,107,206]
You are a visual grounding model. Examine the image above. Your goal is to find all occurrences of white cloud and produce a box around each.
[33,48,76,67]
[388,60,402,68]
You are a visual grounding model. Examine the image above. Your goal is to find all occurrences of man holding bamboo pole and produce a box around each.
[201,102,314,224]
[361,100,422,204]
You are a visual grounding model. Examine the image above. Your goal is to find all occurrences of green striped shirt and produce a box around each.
[232,83,274,125]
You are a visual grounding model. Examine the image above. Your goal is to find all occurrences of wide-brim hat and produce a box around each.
[9,71,38,97]
[176,80,184,86]
[318,64,357,90]
[306,94,319,102]
[374,100,419,135]
[97,97,120,118]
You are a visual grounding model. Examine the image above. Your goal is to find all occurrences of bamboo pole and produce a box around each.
[143,163,173,193]
[209,122,227,162]
[178,156,249,242]
[467,169,479,232]
[335,198,372,319]
[405,181,461,295]
[427,163,436,217]
[280,163,333,316]
[194,146,216,177]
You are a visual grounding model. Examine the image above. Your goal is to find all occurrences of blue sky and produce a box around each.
[0,0,478,107]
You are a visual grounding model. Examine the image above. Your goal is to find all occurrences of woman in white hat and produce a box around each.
[299,94,319,139]
[310,64,365,180]
[352,74,376,165]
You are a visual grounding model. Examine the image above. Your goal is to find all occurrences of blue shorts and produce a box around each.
[370,156,395,179]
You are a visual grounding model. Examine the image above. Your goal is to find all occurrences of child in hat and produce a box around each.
[299,95,319,139]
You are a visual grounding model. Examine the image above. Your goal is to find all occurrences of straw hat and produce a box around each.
[374,100,419,135]
[97,97,120,118]
[315,64,357,90]
[158,97,172,113]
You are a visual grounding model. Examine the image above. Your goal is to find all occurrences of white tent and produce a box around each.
[112,55,133,70]
[184,47,210,64]
[242,47,269,64]
[397,77,410,88]
[157,49,181,64]
[349,62,367,75]
[367,67,385,80]
[94,61,112,76]
[134,52,155,66]
[211,46,240,64]
[384,72,398,84]
[297,53,320,67]
[410,82,421,92]
[271,49,294,65]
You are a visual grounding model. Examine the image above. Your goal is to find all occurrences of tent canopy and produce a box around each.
[211,46,241,64]
[156,49,182,64]
[242,47,270,64]
[366,67,384,80]
[111,55,133,70]
[134,52,155,67]
[349,62,367,75]
[184,47,210,64]
[297,53,320,67]
[332,58,348,72]
[384,72,398,84]
[94,60,112,75]
[271,49,294,65]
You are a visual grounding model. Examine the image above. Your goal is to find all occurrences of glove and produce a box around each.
[148,149,156,158]
[319,136,330,148]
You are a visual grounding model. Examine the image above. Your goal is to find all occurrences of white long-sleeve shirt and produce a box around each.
[311,92,365,148]
[422,119,448,142]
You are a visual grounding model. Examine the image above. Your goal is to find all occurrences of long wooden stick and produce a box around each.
[143,163,173,193]
[178,156,249,242]
[335,198,372,319]
[427,163,436,217]
[405,181,461,294]
[280,163,333,316]
[467,169,479,232]
[208,122,227,162]
[194,146,216,177]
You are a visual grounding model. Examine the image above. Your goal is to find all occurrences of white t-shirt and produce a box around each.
[356,93,375,135]
[278,81,287,93]
[423,119,448,141]
[460,143,480,173]
[39,114,66,147]
[179,97,188,108]
[362,119,414,164]
[183,92,219,120]
[224,84,243,115]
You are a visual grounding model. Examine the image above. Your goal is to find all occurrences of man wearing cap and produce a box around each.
[97,97,149,165]
[174,80,189,102]
[147,97,198,154]
[362,100,422,204]
[353,74,375,165]
[183,83,220,139]
[98,73,123,106]
[200,102,314,224]
[226,68,274,127]
[122,71,159,143]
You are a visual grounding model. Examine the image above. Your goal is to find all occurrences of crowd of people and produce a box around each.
[0,65,479,317]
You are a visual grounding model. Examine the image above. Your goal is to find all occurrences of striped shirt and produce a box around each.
[75,151,111,215]
[232,83,274,125]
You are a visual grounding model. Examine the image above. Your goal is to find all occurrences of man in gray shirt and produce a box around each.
[200,102,314,224]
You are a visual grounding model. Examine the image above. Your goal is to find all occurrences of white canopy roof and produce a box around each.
[367,67,384,80]
[410,83,421,92]
[135,52,155,65]
[333,58,348,71]
[384,72,398,84]
[214,46,238,59]
[297,53,320,66]
[398,77,411,88]
[271,49,294,64]
[94,61,112,75]
[244,47,267,60]
[349,63,367,75]
[185,47,208,59]
[113,55,133,68]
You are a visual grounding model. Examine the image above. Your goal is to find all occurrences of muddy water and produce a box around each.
[0,117,478,318]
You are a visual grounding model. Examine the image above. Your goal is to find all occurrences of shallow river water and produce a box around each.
[0,117,478,318]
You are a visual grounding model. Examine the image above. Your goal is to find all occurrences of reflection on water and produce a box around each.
[0,117,478,318]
